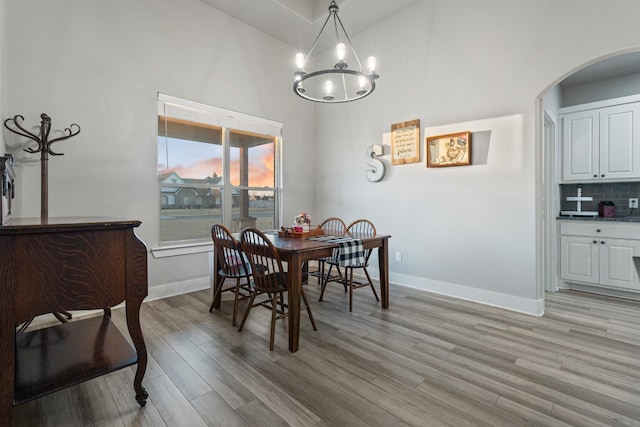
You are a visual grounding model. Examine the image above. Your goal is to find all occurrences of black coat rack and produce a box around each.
[3,114,80,220]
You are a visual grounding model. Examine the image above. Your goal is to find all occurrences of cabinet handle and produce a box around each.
[601,241,605,244]
[593,240,597,244]
[596,229,601,232]
[601,174,605,178]
[593,174,598,178]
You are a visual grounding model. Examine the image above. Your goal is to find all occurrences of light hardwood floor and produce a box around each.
[12,281,640,426]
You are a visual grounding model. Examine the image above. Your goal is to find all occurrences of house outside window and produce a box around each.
[158,94,281,244]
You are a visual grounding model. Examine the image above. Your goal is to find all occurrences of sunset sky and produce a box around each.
[158,137,275,187]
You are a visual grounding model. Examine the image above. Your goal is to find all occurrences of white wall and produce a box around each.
[313,0,640,314]
[4,0,314,299]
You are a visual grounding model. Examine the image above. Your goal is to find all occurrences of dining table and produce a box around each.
[211,229,391,352]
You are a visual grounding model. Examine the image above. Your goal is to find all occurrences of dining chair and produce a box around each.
[308,217,347,285]
[209,224,254,326]
[319,219,380,312]
[239,228,317,350]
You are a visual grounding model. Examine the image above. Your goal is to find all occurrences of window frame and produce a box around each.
[155,93,282,252]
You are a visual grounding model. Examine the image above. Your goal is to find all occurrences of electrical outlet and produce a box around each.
[630,198,639,209]
[395,251,402,262]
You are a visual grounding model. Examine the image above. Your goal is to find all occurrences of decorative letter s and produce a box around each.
[365,144,385,182]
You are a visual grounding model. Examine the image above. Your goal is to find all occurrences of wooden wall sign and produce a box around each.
[391,119,420,165]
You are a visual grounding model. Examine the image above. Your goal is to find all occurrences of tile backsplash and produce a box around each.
[560,182,640,217]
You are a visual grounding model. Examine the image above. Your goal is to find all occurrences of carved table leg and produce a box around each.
[126,229,149,407]
[127,300,148,407]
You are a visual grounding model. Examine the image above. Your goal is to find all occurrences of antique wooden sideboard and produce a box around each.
[0,217,148,425]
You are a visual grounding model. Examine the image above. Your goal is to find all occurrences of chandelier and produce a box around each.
[293,1,379,103]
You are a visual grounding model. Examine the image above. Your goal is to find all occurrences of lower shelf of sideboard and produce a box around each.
[14,315,138,405]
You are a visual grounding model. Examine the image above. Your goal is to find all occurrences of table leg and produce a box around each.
[378,237,389,308]
[210,255,223,311]
[126,230,149,407]
[288,254,302,352]
[126,301,148,407]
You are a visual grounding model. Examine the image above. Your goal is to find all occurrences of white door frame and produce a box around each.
[543,110,559,293]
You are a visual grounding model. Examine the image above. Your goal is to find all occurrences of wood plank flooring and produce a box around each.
[12,282,640,426]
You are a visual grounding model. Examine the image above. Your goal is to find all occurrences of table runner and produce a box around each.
[307,235,366,267]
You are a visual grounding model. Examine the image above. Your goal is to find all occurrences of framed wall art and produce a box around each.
[426,131,471,167]
[391,119,420,165]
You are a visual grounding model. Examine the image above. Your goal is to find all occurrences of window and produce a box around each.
[158,94,281,244]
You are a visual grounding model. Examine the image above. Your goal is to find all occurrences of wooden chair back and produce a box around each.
[319,217,347,235]
[347,219,376,261]
[347,219,376,237]
[241,228,287,293]
[211,224,250,278]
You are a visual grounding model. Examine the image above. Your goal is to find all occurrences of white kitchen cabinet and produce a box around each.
[559,221,640,292]
[561,99,640,182]
[599,238,640,289]
[562,110,598,182]
[560,235,599,284]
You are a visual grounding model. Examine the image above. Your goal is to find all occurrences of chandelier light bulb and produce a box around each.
[295,53,305,69]
[336,43,346,61]
[356,76,368,95]
[367,56,377,73]
[323,80,334,100]
[325,80,333,93]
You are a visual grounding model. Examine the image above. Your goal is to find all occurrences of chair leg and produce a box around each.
[238,291,257,332]
[232,278,241,327]
[210,277,226,313]
[319,263,334,301]
[318,260,325,285]
[331,265,345,291]
[301,287,317,331]
[363,268,380,301]
[279,292,285,316]
[270,293,278,351]
[348,268,354,312]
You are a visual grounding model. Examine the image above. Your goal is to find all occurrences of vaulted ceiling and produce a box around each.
[199,0,422,49]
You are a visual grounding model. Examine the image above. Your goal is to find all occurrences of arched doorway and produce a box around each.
[537,49,640,307]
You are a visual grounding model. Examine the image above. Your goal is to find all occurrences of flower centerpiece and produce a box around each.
[294,212,311,232]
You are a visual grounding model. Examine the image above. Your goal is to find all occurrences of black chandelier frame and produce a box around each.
[293,1,379,103]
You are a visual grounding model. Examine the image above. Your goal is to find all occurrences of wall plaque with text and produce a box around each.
[391,119,420,165]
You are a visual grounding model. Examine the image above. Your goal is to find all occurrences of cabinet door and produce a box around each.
[562,110,599,182]
[560,236,599,284]
[599,103,640,180]
[599,238,640,291]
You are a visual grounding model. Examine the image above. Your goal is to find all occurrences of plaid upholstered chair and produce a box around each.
[319,219,380,312]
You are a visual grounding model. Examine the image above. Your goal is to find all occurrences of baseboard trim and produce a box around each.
[147,276,211,302]
[389,271,544,316]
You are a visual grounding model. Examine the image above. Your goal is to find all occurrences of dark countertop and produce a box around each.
[557,215,640,222]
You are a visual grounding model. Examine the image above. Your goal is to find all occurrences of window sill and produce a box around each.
[151,241,213,258]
